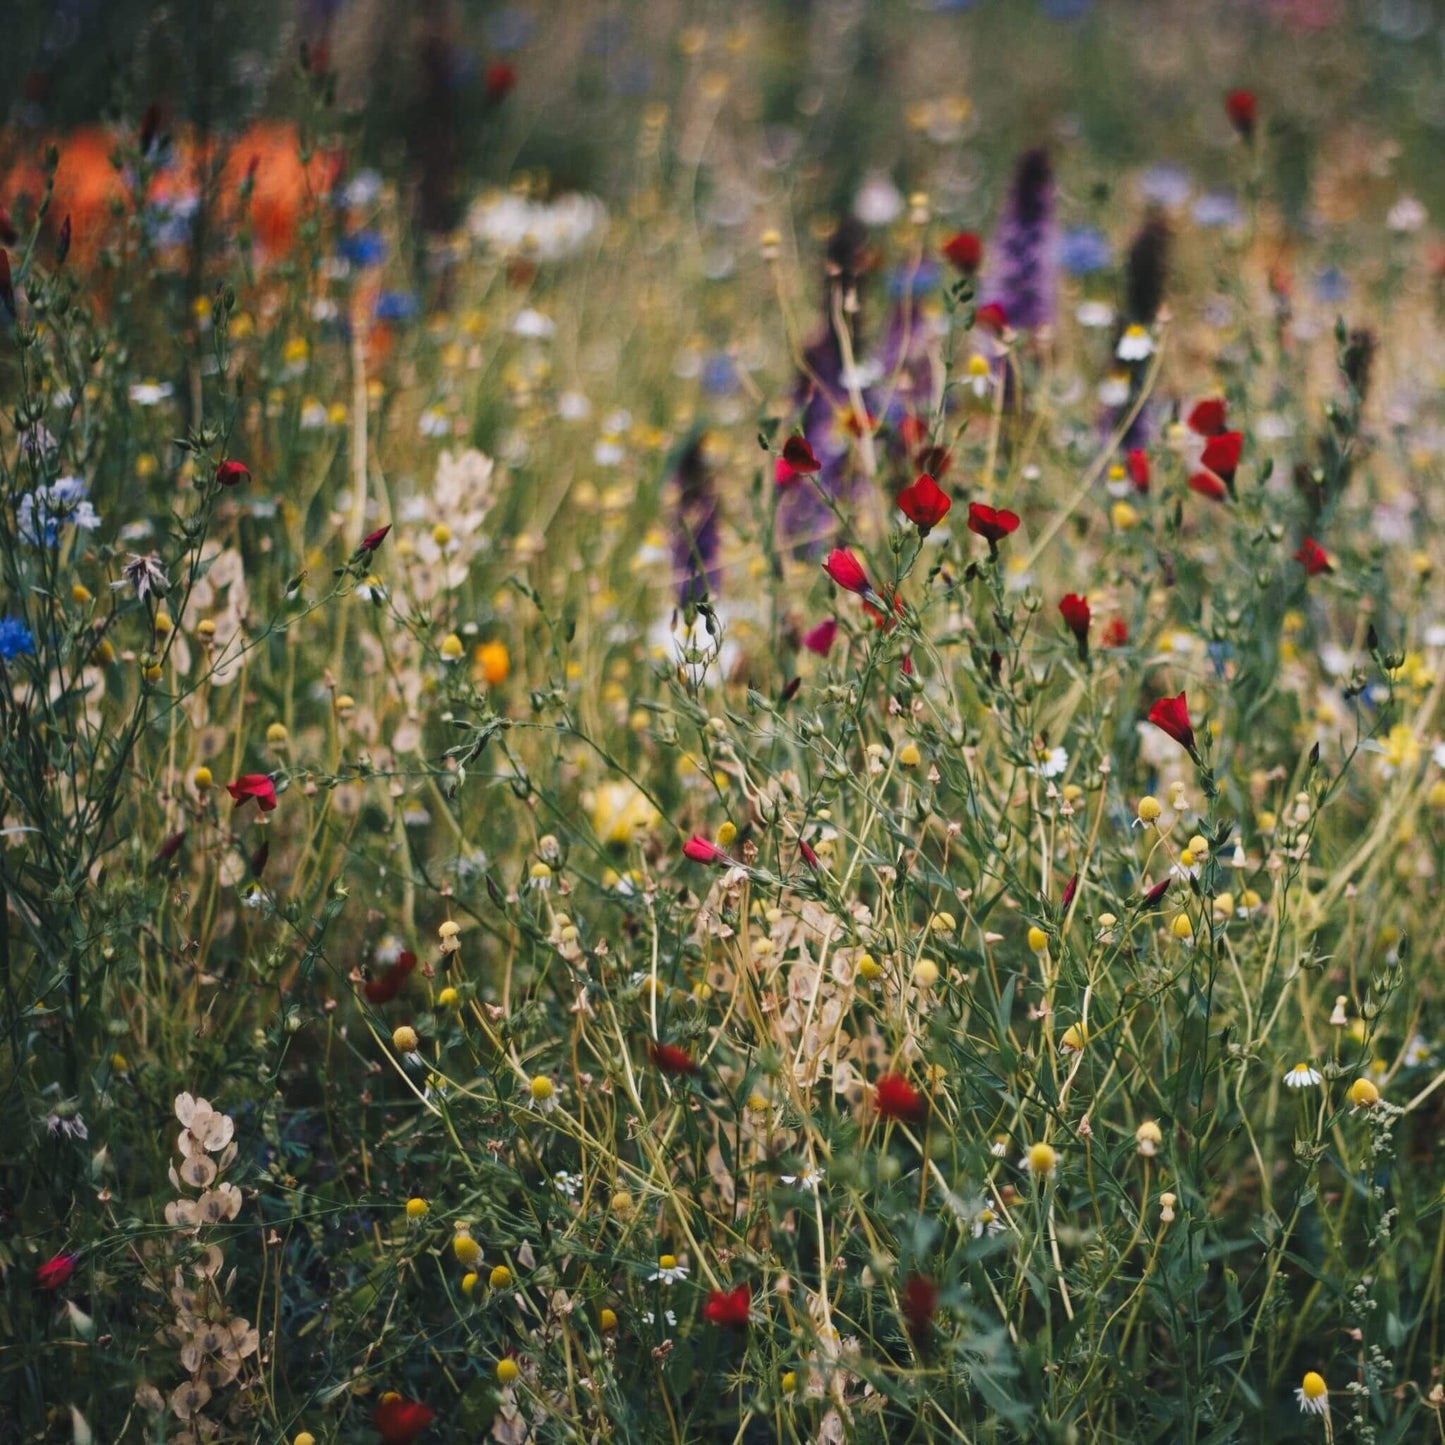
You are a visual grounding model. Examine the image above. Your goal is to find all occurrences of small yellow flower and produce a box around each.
[780,1371,797,1393]
[453,1231,482,1267]
[496,1358,520,1386]
[71,584,93,605]
[437,986,459,1008]
[599,1307,618,1332]
[1025,1142,1058,1177]
[405,1197,428,1220]
[609,1190,634,1217]
[461,1271,479,1295]
[431,523,453,547]
[1170,913,1194,940]
[911,957,940,988]
[266,722,288,746]
[1136,795,1161,823]
[489,1264,512,1289]
[1135,1120,1162,1156]
[294,1434,316,1445]
[1296,1371,1329,1415]
[898,741,921,769]
[529,1075,555,1104]
[1111,500,1140,530]
[391,1025,419,1053]
[1348,1078,1380,1109]
[1027,926,1048,954]
[476,640,510,685]
[439,633,464,662]
[1059,1023,1087,1053]
[856,953,883,981]
[716,821,737,847]
[154,610,173,635]
[193,766,213,791]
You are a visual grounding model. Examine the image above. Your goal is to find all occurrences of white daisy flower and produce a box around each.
[1115,325,1154,362]
[129,380,174,406]
[1295,1372,1329,1416]
[648,1255,688,1285]
[1283,1062,1322,1090]
[780,1165,825,1192]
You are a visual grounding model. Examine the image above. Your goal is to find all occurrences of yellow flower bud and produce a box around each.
[391,1025,419,1053]
[496,1358,520,1385]
[600,1307,618,1332]
[856,953,883,981]
[1027,926,1048,954]
[453,1232,482,1267]
[898,741,921,769]
[529,1076,554,1103]
[461,1271,479,1295]
[911,957,939,988]
[71,584,93,605]
[476,640,510,685]
[1137,795,1161,822]
[1348,1078,1380,1108]
[405,1197,428,1220]
[1170,913,1194,940]
[1026,1142,1057,1177]
[193,766,213,791]
[489,1264,512,1289]
[437,987,459,1008]
[439,633,464,661]
[716,821,737,847]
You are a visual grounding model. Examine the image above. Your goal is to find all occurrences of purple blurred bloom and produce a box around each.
[672,434,722,607]
[982,148,1058,333]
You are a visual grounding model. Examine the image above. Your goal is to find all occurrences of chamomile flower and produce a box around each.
[780,1165,825,1191]
[1022,1142,1058,1178]
[1284,1062,1322,1090]
[1295,1371,1329,1416]
[1116,324,1154,361]
[1032,745,1068,779]
[649,1254,688,1285]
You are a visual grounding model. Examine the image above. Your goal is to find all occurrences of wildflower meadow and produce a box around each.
[6,2,1445,1441]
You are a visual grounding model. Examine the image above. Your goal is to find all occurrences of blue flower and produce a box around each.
[887,261,941,300]
[1313,267,1350,303]
[340,229,387,269]
[374,290,419,323]
[701,354,738,397]
[18,477,102,546]
[1192,192,1242,229]
[0,616,35,661]
[1138,164,1192,208]
[1060,226,1111,276]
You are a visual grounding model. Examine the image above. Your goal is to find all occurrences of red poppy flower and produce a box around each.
[683,836,723,865]
[901,1273,937,1340]
[364,950,419,1005]
[702,1282,751,1329]
[373,1396,436,1444]
[782,435,822,474]
[215,459,250,487]
[1200,431,1242,486]
[1225,89,1257,140]
[1146,691,1196,755]
[1125,448,1150,493]
[802,618,838,656]
[361,524,392,552]
[1058,593,1091,644]
[1140,876,1172,908]
[485,62,518,101]
[774,456,802,487]
[1294,536,1333,576]
[227,774,277,812]
[967,503,1020,547]
[874,1072,924,1122]
[650,1042,698,1076]
[974,301,1008,333]
[822,547,871,596]
[1101,618,1129,649]
[897,473,952,533]
[36,1253,77,1290]
[1188,470,1229,503]
[1186,398,1228,437]
[941,230,983,275]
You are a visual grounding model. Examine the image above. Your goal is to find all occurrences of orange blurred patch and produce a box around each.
[220,121,342,259]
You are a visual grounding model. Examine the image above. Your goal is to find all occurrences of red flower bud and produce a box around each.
[36,1252,77,1291]
[1058,593,1091,644]
[782,435,822,474]
[975,301,1008,333]
[901,1273,937,1340]
[1146,691,1196,755]
[1125,448,1150,493]
[1225,89,1257,140]
[361,524,392,552]
[1294,536,1333,576]
[1200,431,1242,487]
[373,1397,436,1444]
[822,547,871,596]
[683,836,723,864]
[650,1042,698,1076]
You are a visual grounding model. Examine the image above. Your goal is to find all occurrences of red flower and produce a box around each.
[214,459,250,487]
[1061,872,1079,912]
[683,836,723,864]
[1200,431,1242,487]
[967,503,1020,549]
[1058,593,1091,644]
[782,435,822,474]
[1186,398,1228,437]
[364,949,419,1005]
[361,524,392,552]
[36,1253,77,1291]
[1146,691,1196,756]
[874,1072,924,1123]
[799,839,820,870]
[650,1042,698,1076]
[802,618,838,656]
[897,473,952,533]
[975,301,1008,333]
[1188,470,1229,503]
[822,547,871,596]
[485,62,518,101]
[227,774,277,812]
[373,1396,436,1444]
[702,1282,752,1329]
[941,230,983,275]
[1125,448,1150,493]
[901,1273,937,1340]
[1294,536,1333,576]
[916,444,953,480]
[1101,618,1129,649]
[1225,89,1257,140]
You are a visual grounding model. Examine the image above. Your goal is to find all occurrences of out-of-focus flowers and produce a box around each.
[36,1252,78,1290]
[874,1072,924,1122]
[702,1282,751,1328]
[18,478,102,545]
[0,616,35,661]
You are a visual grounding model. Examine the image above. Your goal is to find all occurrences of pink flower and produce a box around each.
[683,836,723,864]
[36,1253,77,1290]
[802,618,838,656]
[227,774,277,812]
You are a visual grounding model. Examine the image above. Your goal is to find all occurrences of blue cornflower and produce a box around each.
[374,290,419,322]
[340,229,387,269]
[17,477,102,546]
[0,616,35,661]
[1059,226,1111,276]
